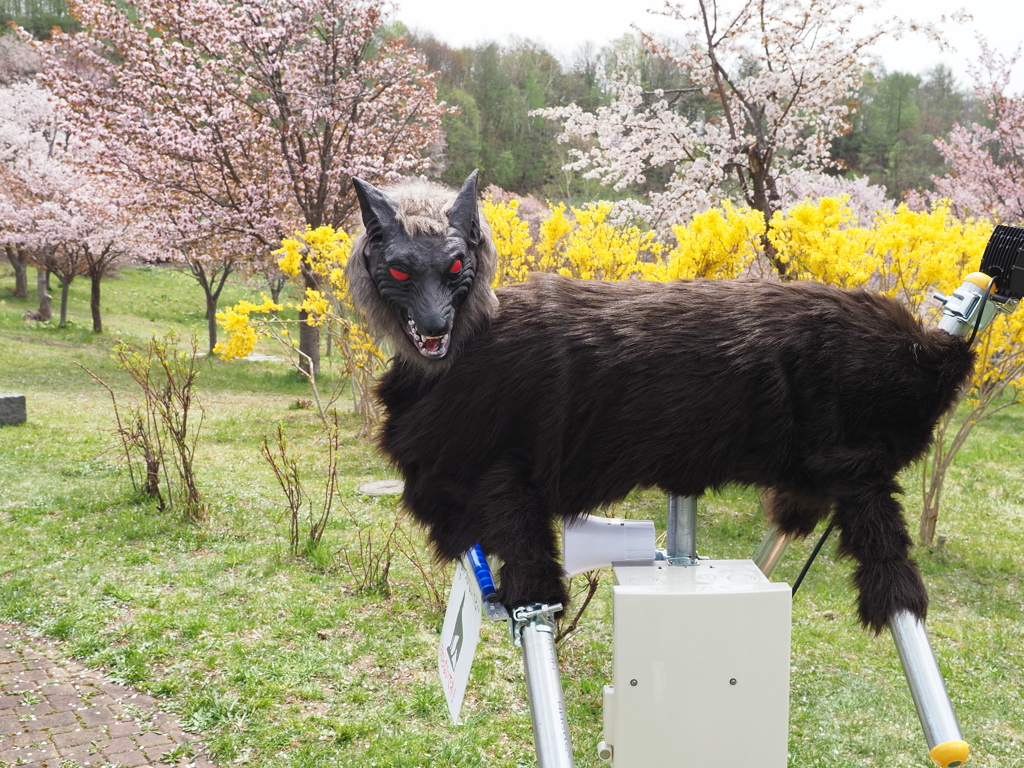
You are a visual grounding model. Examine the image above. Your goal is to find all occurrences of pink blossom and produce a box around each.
[535,0,927,264]
[928,42,1024,224]
[33,0,447,256]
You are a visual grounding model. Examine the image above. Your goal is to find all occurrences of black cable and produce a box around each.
[791,518,836,597]
[966,276,998,346]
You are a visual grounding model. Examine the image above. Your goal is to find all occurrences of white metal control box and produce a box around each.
[602,559,791,766]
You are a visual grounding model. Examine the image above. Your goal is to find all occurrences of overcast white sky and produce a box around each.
[391,0,1024,92]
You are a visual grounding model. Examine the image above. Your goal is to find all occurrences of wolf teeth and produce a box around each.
[406,317,450,358]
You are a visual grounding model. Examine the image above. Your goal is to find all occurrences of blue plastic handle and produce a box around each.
[467,543,497,598]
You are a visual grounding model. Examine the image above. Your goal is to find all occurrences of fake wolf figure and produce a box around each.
[347,171,975,633]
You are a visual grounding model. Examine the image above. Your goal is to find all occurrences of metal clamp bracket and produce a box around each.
[935,275,1018,339]
[510,602,563,647]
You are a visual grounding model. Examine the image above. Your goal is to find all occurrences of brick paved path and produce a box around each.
[0,625,216,768]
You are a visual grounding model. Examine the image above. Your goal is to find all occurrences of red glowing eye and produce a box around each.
[450,260,462,273]
[389,268,409,281]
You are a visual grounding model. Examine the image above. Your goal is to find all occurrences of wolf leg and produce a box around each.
[833,485,928,634]
[470,453,567,610]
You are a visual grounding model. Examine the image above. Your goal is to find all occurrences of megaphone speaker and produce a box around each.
[562,515,656,577]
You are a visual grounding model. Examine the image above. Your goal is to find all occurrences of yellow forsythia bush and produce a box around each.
[769,197,875,288]
[652,202,763,281]
[215,225,385,436]
[769,197,997,322]
[214,296,285,361]
[551,202,664,281]
[482,198,538,287]
[487,197,757,286]
[216,194,1023,449]
[871,203,992,316]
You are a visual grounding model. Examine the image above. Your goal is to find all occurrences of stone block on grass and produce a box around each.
[0,394,26,426]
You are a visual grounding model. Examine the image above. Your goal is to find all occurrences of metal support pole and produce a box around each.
[514,604,576,768]
[752,535,970,766]
[889,610,969,768]
[753,525,792,578]
[665,494,698,564]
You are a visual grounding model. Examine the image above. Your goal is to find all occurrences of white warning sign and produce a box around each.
[438,559,483,724]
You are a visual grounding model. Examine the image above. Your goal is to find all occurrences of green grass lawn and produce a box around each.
[0,264,1021,767]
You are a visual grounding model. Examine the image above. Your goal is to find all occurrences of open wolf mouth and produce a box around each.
[402,311,451,359]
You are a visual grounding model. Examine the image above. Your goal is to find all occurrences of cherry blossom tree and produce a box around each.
[927,44,1024,224]
[0,32,38,85]
[536,0,929,274]
[0,79,68,317]
[36,0,446,365]
[0,78,134,329]
[52,195,133,332]
[1,36,47,302]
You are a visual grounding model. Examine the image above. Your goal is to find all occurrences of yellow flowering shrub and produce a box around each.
[536,203,573,272]
[300,226,353,282]
[869,202,987,316]
[300,289,331,326]
[652,202,763,281]
[216,225,383,436]
[276,238,304,278]
[552,202,663,281]
[482,198,537,288]
[769,197,876,288]
[213,295,284,361]
[484,198,665,284]
[976,309,1024,394]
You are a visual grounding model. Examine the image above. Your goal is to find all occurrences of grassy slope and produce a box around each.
[0,264,1021,767]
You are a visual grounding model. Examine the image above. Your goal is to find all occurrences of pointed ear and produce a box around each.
[352,177,402,247]
[446,170,481,246]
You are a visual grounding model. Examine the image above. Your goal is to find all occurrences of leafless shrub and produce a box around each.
[260,416,341,557]
[80,333,206,521]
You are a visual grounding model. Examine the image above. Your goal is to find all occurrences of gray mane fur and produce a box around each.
[346,177,499,372]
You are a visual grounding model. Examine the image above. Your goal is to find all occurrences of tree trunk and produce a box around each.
[758,207,788,279]
[185,257,232,354]
[298,268,320,376]
[6,246,29,299]
[90,273,103,333]
[747,150,788,279]
[34,268,52,322]
[58,276,71,327]
[298,309,320,376]
[206,292,219,354]
[268,273,287,304]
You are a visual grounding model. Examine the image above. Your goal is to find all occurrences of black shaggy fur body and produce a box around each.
[349,176,975,634]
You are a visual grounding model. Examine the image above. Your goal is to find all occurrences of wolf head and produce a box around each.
[347,171,498,371]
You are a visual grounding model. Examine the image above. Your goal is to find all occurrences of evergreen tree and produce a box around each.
[833,66,980,199]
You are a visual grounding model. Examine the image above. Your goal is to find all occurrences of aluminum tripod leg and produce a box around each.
[514,604,576,768]
[751,526,970,767]
[753,525,792,577]
[889,610,969,768]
